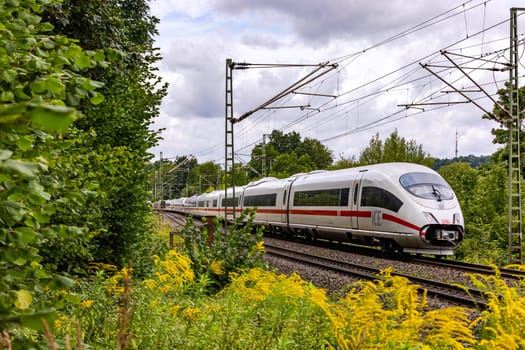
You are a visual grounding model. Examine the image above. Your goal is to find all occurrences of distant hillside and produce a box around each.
[432,155,491,170]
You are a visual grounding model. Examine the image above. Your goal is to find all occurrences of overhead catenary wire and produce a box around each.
[187,0,524,164]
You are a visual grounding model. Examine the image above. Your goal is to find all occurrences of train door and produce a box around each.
[350,172,366,229]
[281,177,298,229]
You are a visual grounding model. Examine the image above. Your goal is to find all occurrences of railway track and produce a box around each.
[403,254,525,281]
[159,211,522,309]
[270,233,525,283]
[162,211,190,228]
[264,242,488,309]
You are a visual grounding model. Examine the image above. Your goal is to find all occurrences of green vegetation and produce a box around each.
[1,0,525,348]
[5,219,525,349]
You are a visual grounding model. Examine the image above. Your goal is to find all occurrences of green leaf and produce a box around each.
[0,201,25,225]
[15,227,37,244]
[1,69,17,83]
[29,104,77,132]
[20,309,58,332]
[0,91,14,102]
[45,76,64,94]
[2,159,41,177]
[66,92,80,106]
[32,210,50,224]
[14,290,32,310]
[56,275,75,289]
[29,78,47,93]
[4,248,26,265]
[15,135,33,151]
[93,50,105,62]
[82,79,104,90]
[89,92,105,105]
[74,53,92,69]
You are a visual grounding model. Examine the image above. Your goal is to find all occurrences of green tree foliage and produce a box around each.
[482,83,525,165]
[0,0,108,334]
[433,154,491,170]
[193,161,222,193]
[439,163,508,264]
[359,129,434,167]
[270,153,315,178]
[153,155,199,199]
[43,0,168,273]
[247,130,333,179]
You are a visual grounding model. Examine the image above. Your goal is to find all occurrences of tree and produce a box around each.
[43,0,167,273]
[359,130,434,167]
[0,0,108,335]
[439,163,508,264]
[296,138,333,169]
[247,130,333,180]
[269,153,315,178]
[329,154,359,170]
[482,82,525,169]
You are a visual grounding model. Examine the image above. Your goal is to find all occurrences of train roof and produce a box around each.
[288,162,437,182]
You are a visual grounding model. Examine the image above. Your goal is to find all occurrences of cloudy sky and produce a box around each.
[148,0,525,165]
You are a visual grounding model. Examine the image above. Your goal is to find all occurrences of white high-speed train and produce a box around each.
[164,162,464,256]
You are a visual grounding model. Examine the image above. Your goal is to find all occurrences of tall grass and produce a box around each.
[2,216,525,349]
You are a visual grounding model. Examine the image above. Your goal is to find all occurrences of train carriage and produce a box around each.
[242,177,287,229]
[165,162,464,257]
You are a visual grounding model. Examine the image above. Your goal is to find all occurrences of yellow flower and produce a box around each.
[170,305,182,316]
[80,300,94,308]
[160,284,172,293]
[143,279,156,289]
[151,254,160,265]
[211,260,224,275]
[54,315,68,329]
[182,307,201,322]
[254,240,265,252]
[155,272,169,283]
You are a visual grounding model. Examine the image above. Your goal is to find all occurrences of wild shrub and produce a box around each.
[181,209,266,293]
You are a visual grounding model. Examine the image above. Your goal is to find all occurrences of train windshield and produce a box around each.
[399,172,454,201]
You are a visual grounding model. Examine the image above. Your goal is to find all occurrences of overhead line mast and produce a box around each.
[508,7,524,264]
[407,8,524,264]
[224,59,337,219]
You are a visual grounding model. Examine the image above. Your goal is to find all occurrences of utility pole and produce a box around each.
[262,133,270,177]
[407,8,524,263]
[455,129,458,159]
[160,152,163,200]
[224,59,338,219]
[224,59,235,219]
[507,7,524,264]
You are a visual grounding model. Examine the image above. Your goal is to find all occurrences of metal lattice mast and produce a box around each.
[508,8,523,264]
[225,59,236,218]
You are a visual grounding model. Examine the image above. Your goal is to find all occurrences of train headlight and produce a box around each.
[423,212,439,224]
[453,213,462,225]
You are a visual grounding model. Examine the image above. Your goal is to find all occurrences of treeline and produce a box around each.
[433,154,491,170]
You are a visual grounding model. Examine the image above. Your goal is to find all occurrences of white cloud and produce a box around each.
[148,0,525,164]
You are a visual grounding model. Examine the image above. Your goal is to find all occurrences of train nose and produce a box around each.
[420,225,464,246]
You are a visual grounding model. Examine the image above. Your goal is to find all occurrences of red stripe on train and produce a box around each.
[382,213,420,231]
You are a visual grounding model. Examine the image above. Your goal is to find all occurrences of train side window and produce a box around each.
[243,193,277,207]
[222,197,240,207]
[294,188,350,207]
[283,190,287,205]
[361,186,403,212]
[340,188,349,206]
[353,183,359,205]
[212,199,217,207]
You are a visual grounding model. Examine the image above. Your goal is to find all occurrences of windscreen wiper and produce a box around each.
[432,185,442,202]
